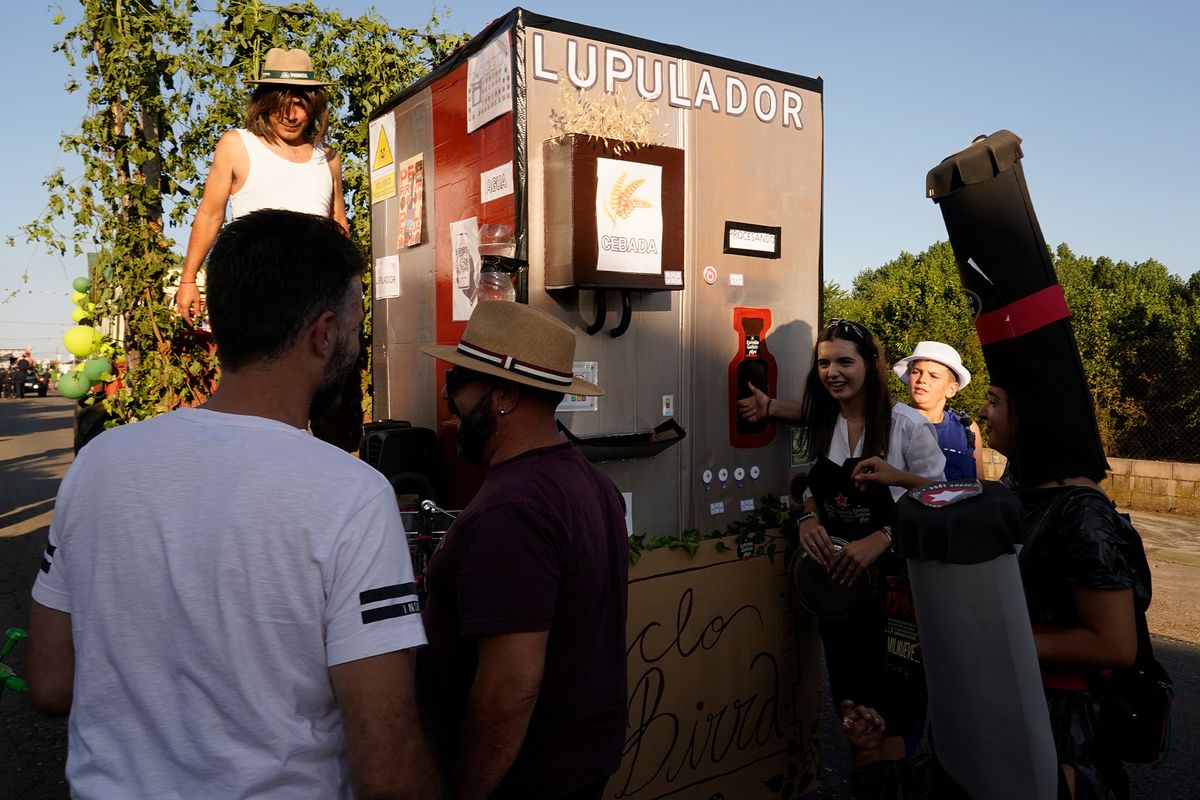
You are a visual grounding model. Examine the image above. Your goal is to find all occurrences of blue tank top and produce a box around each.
[934,411,976,480]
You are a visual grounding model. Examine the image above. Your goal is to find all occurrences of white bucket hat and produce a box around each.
[892,341,971,388]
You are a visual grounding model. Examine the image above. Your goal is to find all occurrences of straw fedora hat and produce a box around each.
[892,341,971,388]
[247,48,334,87]
[420,301,604,396]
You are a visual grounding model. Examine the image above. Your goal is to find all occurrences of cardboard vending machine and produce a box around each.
[369,8,825,796]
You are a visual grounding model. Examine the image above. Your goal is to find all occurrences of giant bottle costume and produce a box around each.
[925,130,1109,485]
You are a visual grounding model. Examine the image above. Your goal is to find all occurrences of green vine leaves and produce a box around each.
[17,0,466,425]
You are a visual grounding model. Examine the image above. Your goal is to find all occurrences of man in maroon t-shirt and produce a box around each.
[419,302,628,800]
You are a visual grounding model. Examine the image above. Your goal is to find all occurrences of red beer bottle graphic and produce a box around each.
[728,307,776,448]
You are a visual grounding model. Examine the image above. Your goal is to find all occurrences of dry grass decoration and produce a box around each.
[548,83,666,156]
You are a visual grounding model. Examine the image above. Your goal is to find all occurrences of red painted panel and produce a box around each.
[429,55,517,507]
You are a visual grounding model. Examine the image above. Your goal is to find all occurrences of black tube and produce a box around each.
[585,291,606,336]
[610,290,632,338]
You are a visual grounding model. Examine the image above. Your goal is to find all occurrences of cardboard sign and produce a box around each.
[608,537,820,799]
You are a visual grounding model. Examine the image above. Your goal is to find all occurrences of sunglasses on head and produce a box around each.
[825,318,870,343]
[444,366,493,393]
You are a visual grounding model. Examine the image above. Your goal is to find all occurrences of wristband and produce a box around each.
[879,525,893,547]
[179,281,196,285]
[797,511,816,525]
[765,397,773,419]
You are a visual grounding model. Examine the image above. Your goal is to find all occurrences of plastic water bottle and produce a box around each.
[479,265,515,302]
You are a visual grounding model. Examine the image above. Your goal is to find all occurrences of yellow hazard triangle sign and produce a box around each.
[373,127,394,171]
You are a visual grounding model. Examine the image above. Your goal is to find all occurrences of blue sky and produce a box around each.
[2,0,1197,359]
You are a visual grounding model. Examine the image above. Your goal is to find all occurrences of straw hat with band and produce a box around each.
[420,301,604,397]
[247,48,334,87]
[892,341,971,389]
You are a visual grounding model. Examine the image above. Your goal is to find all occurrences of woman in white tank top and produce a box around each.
[177,48,347,324]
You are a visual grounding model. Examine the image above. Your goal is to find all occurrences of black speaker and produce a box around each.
[359,421,444,504]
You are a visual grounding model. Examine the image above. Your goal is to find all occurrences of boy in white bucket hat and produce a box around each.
[892,341,982,479]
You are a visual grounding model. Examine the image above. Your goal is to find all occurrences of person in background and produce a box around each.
[419,301,628,800]
[892,341,982,479]
[739,319,944,761]
[175,47,348,325]
[28,210,437,800]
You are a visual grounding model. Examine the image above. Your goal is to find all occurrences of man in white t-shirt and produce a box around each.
[28,209,438,799]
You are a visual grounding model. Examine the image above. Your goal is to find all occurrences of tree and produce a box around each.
[827,241,1200,461]
[17,0,465,426]
[824,241,989,417]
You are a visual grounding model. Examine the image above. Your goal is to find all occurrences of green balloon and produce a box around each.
[70,307,90,323]
[82,357,111,383]
[64,325,98,357]
[71,290,87,306]
[58,371,91,399]
[72,277,90,293]
[83,357,112,383]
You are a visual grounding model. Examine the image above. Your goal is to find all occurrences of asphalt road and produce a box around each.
[0,396,1197,798]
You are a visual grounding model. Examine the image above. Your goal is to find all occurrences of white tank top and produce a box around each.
[229,129,334,219]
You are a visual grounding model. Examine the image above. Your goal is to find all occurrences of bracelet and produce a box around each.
[765,397,773,419]
[879,525,893,546]
[179,281,196,285]
[797,511,816,525]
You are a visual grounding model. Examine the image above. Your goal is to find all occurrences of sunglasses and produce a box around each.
[444,366,493,393]
[825,318,870,343]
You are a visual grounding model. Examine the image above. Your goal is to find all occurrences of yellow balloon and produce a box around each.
[70,307,90,323]
[71,290,87,306]
[64,325,98,357]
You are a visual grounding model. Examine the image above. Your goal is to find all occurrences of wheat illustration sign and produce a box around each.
[595,158,664,275]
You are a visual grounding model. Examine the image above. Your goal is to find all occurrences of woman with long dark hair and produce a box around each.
[979,383,1150,799]
[740,319,945,759]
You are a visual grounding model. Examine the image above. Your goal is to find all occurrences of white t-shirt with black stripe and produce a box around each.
[33,407,425,799]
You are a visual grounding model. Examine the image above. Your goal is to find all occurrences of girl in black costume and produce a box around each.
[979,383,1150,800]
[740,319,945,760]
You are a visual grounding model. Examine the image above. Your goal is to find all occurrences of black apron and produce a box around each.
[807,455,924,740]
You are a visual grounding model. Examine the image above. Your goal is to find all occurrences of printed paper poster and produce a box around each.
[556,361,599,413]
[595,158,663,275]
[450,217,481,322]
[466,33,512,133]
[396,154,425,248]
[374,255,400,300]
[368,115,397,203]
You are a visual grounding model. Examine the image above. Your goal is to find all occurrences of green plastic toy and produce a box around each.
[0,627,29,696]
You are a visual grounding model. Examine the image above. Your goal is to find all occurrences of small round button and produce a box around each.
[702,468,714,484]
[718,468,729,483]
[734,467,746,481]
[750,465,761,479]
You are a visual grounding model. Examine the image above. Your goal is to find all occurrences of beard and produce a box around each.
[455,387,498,466]
[309,329,359,420]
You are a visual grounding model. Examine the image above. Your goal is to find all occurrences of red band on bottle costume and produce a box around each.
[974,284,1070,346]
